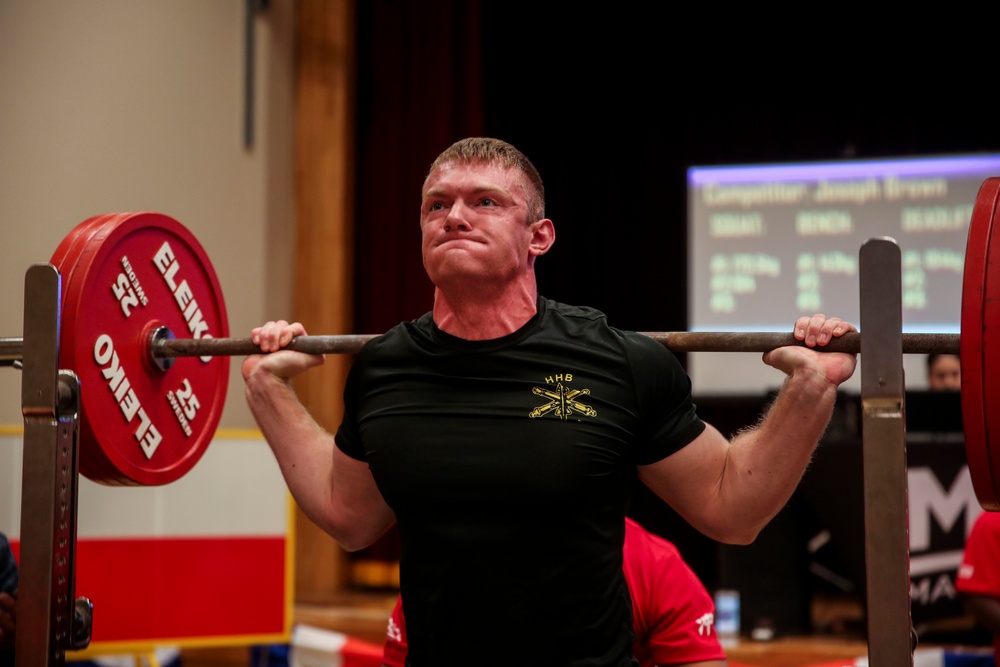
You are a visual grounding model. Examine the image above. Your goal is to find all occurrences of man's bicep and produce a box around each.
[637,424,731,535]
[330,446,396,549]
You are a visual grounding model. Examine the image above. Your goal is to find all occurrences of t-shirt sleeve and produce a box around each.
[627,525,726,665]
[642,556,728,665]
[381,596,408,667]
[334,355,368,462]
[621,331,706,465]
[956,512,1000,597]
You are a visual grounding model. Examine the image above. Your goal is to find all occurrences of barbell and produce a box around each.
[2,179,999,509]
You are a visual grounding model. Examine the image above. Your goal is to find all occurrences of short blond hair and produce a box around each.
[426,137,545,223]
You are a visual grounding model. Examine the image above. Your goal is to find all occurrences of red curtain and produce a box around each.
[349,0,486,580]
[354,1,486,336]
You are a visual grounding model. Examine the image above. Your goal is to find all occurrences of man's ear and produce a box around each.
[528,219,556,257]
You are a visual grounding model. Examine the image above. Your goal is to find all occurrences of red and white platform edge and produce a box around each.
[290,625,384,667]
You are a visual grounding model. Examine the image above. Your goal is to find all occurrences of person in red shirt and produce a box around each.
[955,510,1000,664]
[382,518,728,667]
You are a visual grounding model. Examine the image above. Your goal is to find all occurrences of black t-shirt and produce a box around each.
[336,298,705,666]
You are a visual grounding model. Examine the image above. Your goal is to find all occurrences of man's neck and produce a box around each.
[432,282,539,340]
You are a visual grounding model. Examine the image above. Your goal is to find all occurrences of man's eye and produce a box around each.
[480,198,495,207]
[429,202,444,211]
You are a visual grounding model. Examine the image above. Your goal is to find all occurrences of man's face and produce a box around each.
[420,160,539,289]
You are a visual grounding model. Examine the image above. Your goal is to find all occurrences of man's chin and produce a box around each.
[428,263,505,290]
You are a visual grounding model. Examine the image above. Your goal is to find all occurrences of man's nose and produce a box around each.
[443,204,472,231]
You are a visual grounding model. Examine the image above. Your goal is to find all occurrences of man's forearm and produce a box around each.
[245,369,396,550]
[245,371,340,530]
[725,368,838,533]
[965,595,1000,634]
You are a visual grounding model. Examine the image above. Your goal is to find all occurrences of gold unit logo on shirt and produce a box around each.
[529,374,597,420]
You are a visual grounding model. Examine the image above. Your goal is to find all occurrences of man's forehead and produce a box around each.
[423,160,523,194]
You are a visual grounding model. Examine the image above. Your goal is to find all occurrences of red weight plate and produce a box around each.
[961,177,1000,511]
[53,212,229,486]
[51,214,156,317]
[979,178,1000,512]
[50,214,119,295]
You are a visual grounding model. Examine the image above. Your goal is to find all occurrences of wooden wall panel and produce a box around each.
[293,0,356,604]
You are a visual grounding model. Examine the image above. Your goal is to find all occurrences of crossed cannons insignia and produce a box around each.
[529,383,597,420]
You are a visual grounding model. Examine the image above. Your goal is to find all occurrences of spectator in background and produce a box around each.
[926,353,961,391]
[0,532,17,667]
[382,518,729,667]
[955,511,1000,665]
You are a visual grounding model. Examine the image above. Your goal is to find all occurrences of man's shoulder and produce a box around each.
[541,298,625,339]
[975,510,1000,531]
[624,518,682,563]
[541,298,675,359]
[357,312,434,355]
[542,298,609,323]
[968,510,1000,546]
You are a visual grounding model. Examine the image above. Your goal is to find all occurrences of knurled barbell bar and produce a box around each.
[0,330,963,362]
[2,178,999,507]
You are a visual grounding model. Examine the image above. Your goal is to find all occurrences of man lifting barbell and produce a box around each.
[10,144,1000,665]
[241,137,859,667]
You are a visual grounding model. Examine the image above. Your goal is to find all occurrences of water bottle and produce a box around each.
[714,588,741,647]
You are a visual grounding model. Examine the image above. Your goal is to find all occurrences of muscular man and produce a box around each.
[243,137,858,666]
[382,517,728,667]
